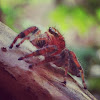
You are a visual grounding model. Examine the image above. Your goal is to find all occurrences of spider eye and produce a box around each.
[49,27,55,31]
[49,27,54,32]
[49,27,59,37]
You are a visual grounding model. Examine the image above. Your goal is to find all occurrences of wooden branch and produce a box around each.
[0,22,97,100]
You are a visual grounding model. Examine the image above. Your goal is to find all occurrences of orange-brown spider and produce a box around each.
[9,26,87,89]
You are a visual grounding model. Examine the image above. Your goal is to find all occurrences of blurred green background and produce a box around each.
[0,0,100,99]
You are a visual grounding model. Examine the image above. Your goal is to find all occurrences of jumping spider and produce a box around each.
[9,26,87,89]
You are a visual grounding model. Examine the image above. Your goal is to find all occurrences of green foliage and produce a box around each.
[88,77,100,92]
[0,0,51,32]
[2,7,16,29]
[1,0,28,8]
[96,8,100,21]
[29,0,51,5]
[0,0,25,31]
[50,6,68,31]
[50,5,96,36]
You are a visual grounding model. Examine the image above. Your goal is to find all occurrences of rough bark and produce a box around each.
[0,22,97,100]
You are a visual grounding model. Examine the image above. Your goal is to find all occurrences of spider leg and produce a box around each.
[16,36,30,47]
[62,66,68,85]
[9,26,39,49]
[78,67,87,89]
[69,50,87,89]
[29,55,60,68]
[18,45,57,60]
[62,52,70,85]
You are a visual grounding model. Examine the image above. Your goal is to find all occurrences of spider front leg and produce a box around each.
[16,36,30,48]
[9,26,39,49]
[18,45,57,60]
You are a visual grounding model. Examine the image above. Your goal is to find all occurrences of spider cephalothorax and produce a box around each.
[9,26,87,89]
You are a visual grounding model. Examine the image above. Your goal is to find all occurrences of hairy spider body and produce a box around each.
[9,26,87,89]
